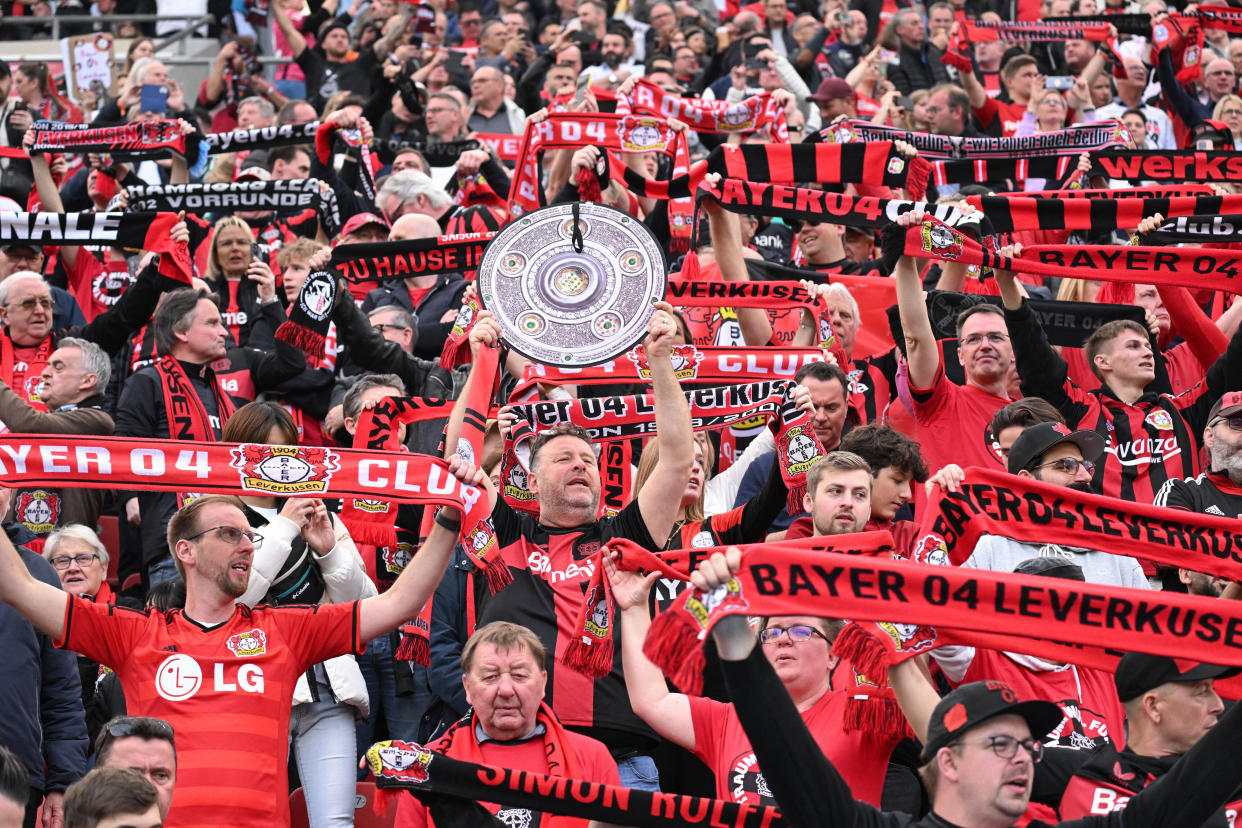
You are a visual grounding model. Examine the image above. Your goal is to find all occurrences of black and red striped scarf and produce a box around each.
[931,151,1242,187]
[959,18,1113,41]
[817,118,1130,160]
[964,192,1242,234]
[329,234,493,284]
[154,356,237,441]
[0,211,191,284]
[666,280,840,353]
[901,215,1242,294]
[30,119,187,159]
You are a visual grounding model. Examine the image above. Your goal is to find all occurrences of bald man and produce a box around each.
[358,213,470,360]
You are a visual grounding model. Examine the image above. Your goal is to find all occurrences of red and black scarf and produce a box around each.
[818,118,1130,160]
[964,192,1242,234]
[330,234,493,284]
[202,121,320,153]
[30,119,187,159]
[621,80,789,140]
[0,212,191,284]
[154,356,238,441]
[0,333,53,410]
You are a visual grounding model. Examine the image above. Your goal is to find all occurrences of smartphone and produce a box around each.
[743,39,763,60]
[1045,76,1075,91]
[572,71,591,104]
[836,10,850,25]
[140,84,169,114]
[250,242,265,265]
[444,49,466,75]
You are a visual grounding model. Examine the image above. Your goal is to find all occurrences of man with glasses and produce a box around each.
[0,486,476,828]
[1156,391,1242,519]
[612,451,904,810]
[454,8,484,48]
[467,66,526,134]
[94,717,177,820]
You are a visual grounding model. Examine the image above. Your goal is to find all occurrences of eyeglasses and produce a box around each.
[759,624,828,644]
[49,553,100,570]
[424,107,456,115]
[1030,456,1095,475]
[184,525,263,548]
[960,332,1010,347]
[373,322,411,334]
[1221,109,1242,117]
[1212,414,1242,431]
[952,734,1044,763]
[8,297,52,311]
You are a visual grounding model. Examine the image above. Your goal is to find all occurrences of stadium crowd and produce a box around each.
[5,0,1242,826]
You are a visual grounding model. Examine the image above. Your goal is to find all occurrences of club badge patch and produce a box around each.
[226,629,267,657]
[231,444,340,494]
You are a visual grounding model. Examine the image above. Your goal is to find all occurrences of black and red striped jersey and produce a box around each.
[441,204,503,237]
[1154,469,1242,518]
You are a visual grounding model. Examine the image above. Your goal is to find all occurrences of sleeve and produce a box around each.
[718,644,901,828]
[427,556,471,717]
[0,381,110,434]
[604,492,660,552]
[237,515,303,608]
[971,93,1001,130]
[705,429,776,516]
[1004,299,1093,426]
[713,455,788,546]
[245,315,315,392]
[113,369,161,439]
[276,600,365,669]
[907,358,951,420]
[1151,477,1194,510]
[686,693,730,765]
[731,451,773,510]
[332,290,442,394]
[38,628,88,791]
[55,595,143,669]
[1155,46,1208,134]
[1172,317,1242,435]
[314,513,378,602]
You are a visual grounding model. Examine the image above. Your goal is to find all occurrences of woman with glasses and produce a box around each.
[1212,95,1242,149]
[43,526,115,711]
[223,402,375,828]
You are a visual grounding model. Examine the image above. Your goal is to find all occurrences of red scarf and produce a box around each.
[666,280,840,354]
[621,80,789,140]
[154,356,237,441]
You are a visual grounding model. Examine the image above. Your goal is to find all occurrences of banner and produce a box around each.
[124,179,341,235]
[330,233,494,283]
[202,121,320,153]
[819,119,1129,160]
[30,119,186,160]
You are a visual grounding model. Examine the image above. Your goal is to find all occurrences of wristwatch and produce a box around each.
[608,72,619,85]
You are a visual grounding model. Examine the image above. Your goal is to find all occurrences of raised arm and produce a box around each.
[606,554,697,750]
[23,128,77,270]
[635,301,695,544]
[270,0,308,58]
[888,216,940,390]
[703,180,774,347]
[0,497,69,640]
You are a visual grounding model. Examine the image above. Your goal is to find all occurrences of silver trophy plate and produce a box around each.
[477,202,667,367]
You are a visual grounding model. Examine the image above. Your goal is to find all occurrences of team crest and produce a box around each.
[628,344,702,380]
[449,299,477,339]
[853,668,880,688]
[465,521,498,563]
[502,456,535,501]
[298,272,336,322]
[1185,44,1201,66]
[618,116,669,152]
[920,220,963,260]
[777,424,822,475]
[911,532,949,567]
[16,489,60,534]
[583,583,611,640]
[1145,410,1174,431]
[351,498,391,514]
[876,621,938,654]
[92,265,134,308]
[382,541,415,576]
[691,530,715,548]
[817,317,836,350]
[24,375,43,404]
[496,809,532,828]
[887,157,905,175]
[367,740,434,783]
[226,628,267,657]
[231,444,340,494]
[825,123,857,144]
[685,577,748,630]
[717,101,758,132]
[140,120,180,145]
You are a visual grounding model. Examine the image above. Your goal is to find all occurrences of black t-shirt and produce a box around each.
[296,48,379,111]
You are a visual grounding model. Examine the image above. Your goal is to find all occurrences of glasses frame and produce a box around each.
[1030,456,1095,476]
[758,624,829,645]
[49,552,100,570]
[184,525,264,548]
[950,734,1044,763]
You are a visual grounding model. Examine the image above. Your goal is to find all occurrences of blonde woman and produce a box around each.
[204,215,279,348]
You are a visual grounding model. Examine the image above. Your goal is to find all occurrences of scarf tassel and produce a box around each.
[395,627,431,665]
[342,515,399,548]
[643,606,707,696]
[275,319,327,363]
[842,690,914,741]
[576,164,603,203]
[563,636,615,679]
[786,483,807,519]
[905,155,930,201]
[831,622,892,680]
[479,555,514,593]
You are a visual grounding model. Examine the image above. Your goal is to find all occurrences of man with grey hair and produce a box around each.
[378,169,502,235]
[0,336,113,537]
[468,66,526,134]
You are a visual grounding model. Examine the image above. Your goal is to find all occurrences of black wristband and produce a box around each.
[434,508,462,532]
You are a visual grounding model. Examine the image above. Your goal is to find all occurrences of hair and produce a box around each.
[929,83,970,122]
[322,92,367,117]
[43,523,110,570]
[529,423,597,472]
[145,579,186,611]
[237,95,276,121]
[152,288,217,357]
[0,271,48,307]
[1084,319,1149,380]
[462,621,547,673]
[1214,94,1242,122]
[165,494,246,577]
[341,373,407,422]
[52,336,111,392]
[988,397,1064,438]
[1121,106,1148,126]
[17,62,50,96]
[918,754,948,797]
[634,433,714,523]
[222,401,298,445]
[793,360,849,388]
[839,425,929,483]
[125,57,164,90]
[206,215,254,282]
[367,303,417,332]
[267,144,312,171]
[277,99,314,125]
[805,450,873,497]
[378,169,452,211]
[1055,277,1100,303]
[1001,54,1037,83]
[121,38,155,77]
[276,237,326,271]
[954,302,1005,338]
[94,717,177,768]
[64,767,159,828]
[0,745,28,812]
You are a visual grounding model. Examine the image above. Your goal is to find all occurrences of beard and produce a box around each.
[1067,481,1093,493]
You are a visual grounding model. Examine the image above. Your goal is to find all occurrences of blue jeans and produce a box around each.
[291,694,358,827]
[355,633,433,778]
[274,79,307,101]
[146,555,179,588]
[617,754,660,792]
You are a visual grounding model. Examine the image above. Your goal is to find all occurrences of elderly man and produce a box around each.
[94,717,177,821]
[0,338,111,538]
[467,66,526,134]
[0,479,475,828]
[377,169,502,236]
[393,622,620,828]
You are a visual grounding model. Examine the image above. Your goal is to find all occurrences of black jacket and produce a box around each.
[889,40,951,95]
[359,275,469,362]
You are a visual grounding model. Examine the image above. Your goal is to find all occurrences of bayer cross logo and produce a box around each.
[787,435,818,464]
[257,455,313,483]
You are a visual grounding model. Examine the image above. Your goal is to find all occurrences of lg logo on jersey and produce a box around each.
[155,654,265,701]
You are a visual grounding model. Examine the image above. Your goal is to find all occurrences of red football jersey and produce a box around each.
[58,597,364,828]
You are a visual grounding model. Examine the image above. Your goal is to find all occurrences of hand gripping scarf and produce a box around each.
[900,216,1242,294]
[124,179,342,237]
[29,119,188,160]
[642,542,1242,704]
[817,118,1130,160]
[503,379,823,517]
[1145,214,1242,245]
[439,294,485,370]
[621,80,789,141]
[963,192,1242,234]
[330,234,493,284]
[202,121,320,153]
[364,738,786,828]
[618,142,930,203]
[0,435,489,526]
[510,344,826,399]
[0,211,191,284]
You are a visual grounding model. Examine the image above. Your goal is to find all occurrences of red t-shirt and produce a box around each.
[65,250,135,323]
[973,96,1026,137]
[393,729,620,828]
[59,597,363,828]
[688,673,896,808]
[908,361,1010,477]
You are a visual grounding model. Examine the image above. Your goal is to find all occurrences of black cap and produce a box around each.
[1113,654,1241,702]
[1013,557,1085,581]
[922,681,1062,762]
[1007,421,1105,475]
